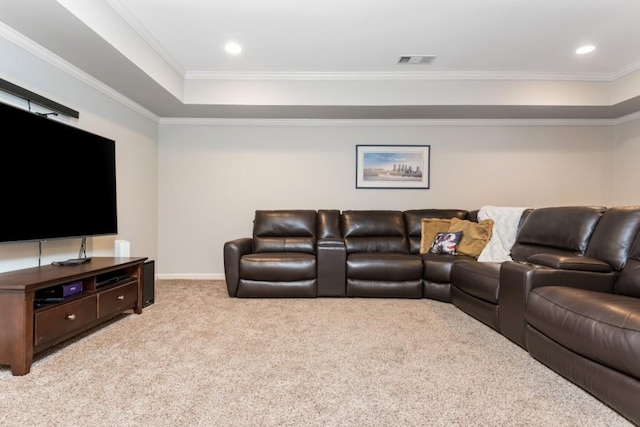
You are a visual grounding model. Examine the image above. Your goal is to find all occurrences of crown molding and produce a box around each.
[185,70,615,82]
[106,0,186,78]
[158,117,617,126]
[615,110,640,125]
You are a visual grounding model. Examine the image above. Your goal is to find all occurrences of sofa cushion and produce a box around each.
[405,209,468,254]
[448,218,494,258]
[240,253,317,281]
[527,286,640,380]
[254,237,317,254]
[511,206,605,258]
[346,253,423,281]
[237,279,317,298]
[253,210,317,254]
[342,210,409,253]
[450,261,502,303]
[421,253,476,282]
[346,278,423,298]
[420,218,453,253]
[428,231,462,255]
[585,206,640,271]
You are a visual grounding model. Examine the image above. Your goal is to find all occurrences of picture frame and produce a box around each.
[355,144,430,189]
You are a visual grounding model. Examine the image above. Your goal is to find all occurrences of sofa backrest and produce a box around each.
[615,231,640,297]
[252,210,317,254]
[464,209,532,226]
[341,210,408,254]
[317,209,342,239]
[510,206,606,261]
[585,206,640,271]
[403,209,468,254]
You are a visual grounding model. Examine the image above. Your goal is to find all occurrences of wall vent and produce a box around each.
[397,55,436,65]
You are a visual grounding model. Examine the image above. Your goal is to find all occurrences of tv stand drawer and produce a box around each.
[34,296,98,346]
[98,281,138,318]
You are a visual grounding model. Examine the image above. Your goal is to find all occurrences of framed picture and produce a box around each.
[355,144,430,189]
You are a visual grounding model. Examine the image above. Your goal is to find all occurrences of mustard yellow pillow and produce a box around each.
[448,218,494,258]
[420,218,453,254]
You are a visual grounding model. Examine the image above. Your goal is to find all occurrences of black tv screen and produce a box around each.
[0,101,118,243]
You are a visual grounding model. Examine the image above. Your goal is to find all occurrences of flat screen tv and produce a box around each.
[0,101,118,243]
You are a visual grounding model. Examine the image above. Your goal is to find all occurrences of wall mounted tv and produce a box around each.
[0,101,117,243]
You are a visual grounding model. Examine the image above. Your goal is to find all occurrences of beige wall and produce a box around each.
[157,121,615,278]
[613,118,640,206]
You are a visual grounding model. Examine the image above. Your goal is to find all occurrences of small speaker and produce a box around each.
[142,260,155,307]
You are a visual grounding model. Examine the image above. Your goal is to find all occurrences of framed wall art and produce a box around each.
[355,144,430,189]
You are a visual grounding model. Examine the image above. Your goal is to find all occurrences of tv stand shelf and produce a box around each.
[0,257,147,376]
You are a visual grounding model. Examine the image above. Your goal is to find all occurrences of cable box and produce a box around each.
[96,271,131,288]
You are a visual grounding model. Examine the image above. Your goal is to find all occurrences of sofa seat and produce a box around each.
[527,286,640,380]
[346,252,423,298]
[420,253,475,302]
[237,252,317,297]
[526,286,640,424]
[450,261,502,329]
[451,262,502,303]
[240,252,316,281]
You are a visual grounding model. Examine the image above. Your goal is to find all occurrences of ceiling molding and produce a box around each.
[615,110,640,125]
[185,70,616,82]
[611,59,640,81]
[158,117,617,126]
[105,0,186,78]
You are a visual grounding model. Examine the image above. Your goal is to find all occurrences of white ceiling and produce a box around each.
[114,0,640,76]
[2,0,640,120]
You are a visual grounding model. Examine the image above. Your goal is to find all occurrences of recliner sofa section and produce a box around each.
[341,210,423,298]
[449,206,607,335]
[525,224,640,425]
[499,205,640,348]
[223,209,319,297]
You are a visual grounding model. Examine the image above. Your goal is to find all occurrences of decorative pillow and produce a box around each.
[420,218,453,254]
[428,231,463,255]
[447,218,494,258]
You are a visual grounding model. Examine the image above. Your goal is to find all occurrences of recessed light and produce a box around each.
[225,42,242,55]
[576,45,596,55]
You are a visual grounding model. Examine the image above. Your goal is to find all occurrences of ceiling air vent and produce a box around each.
[398,55,436,65]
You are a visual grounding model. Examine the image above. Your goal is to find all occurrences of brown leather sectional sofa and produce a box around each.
[223,206,640,424]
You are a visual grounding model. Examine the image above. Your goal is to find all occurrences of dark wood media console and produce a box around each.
[0,257,147,375]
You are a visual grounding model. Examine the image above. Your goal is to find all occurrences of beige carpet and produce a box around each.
[0,280,634,427]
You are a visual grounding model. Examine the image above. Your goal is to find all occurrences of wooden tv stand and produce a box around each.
[0,257,147,376]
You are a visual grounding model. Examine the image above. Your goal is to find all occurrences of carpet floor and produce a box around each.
[0,280,634,426]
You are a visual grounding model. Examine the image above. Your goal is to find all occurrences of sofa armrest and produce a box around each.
[223,238,253,297]
[498,260,617,348]
[317,238,346,296]
[526,254,612,272]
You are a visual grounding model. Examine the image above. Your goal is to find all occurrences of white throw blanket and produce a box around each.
[477,206,529,263]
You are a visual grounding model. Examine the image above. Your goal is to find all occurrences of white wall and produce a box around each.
[158,121,614,278]
[613,117,640,205]
[0,36,159,273]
